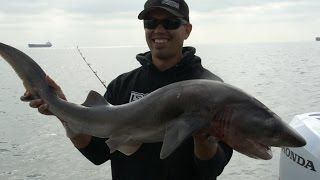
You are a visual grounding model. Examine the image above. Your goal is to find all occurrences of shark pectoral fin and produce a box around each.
[82,90,110,107]
[160,113,210,159]
[117,144,142,156]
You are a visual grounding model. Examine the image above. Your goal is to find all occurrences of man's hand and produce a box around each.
[20,75,66,115]
[193,130,219,160]
[20,75,91,145]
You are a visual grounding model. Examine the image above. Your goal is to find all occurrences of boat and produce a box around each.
[316,37,320,41]
[279,112,320,180]
[28,41,52,48]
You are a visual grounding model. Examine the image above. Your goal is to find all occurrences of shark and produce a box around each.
[0,42,306,160]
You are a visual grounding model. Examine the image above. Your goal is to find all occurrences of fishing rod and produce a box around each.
[76,46,107,89]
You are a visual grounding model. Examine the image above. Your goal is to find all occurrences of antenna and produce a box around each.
[76,46,107,89]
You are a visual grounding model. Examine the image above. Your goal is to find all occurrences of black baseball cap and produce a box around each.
[138,0,189,22]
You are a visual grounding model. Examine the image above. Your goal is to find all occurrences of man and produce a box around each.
[24,0,233,179]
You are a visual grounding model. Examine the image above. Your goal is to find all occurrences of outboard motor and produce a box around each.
[279,112,320,180]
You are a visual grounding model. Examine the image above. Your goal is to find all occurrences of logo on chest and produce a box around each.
[129,91,148,102]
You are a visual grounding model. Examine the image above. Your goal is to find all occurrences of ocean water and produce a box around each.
[0,42,319,180]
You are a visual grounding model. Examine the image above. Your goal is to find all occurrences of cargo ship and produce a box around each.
[28,41,52,48]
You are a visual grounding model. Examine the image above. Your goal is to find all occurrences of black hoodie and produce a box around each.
[78,47,233,180]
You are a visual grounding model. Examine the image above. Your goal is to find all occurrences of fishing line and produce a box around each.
[76,46,107,89]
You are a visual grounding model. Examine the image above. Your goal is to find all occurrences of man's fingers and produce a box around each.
[38,104,51,115]
[20,76,64,116]
[21,95,31,102]
[28,99,52,115]
[193,130,219,144]
[29,99,43,108]
[24,91,31,97]
[45,75,67,100]
[46,75,61,90]
[20,91,34,102]
[207,136,219,144]
[38,104,48,113]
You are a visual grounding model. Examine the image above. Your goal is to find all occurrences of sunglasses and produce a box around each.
[143,18,188,30]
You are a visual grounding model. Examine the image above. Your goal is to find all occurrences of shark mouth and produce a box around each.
[248,139,273,160]
[258,143,273,159]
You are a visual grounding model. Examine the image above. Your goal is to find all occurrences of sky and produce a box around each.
[0,0,320,47]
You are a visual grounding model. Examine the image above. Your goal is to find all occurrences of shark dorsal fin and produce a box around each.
[160,113,210,159]
[82,90,110,107]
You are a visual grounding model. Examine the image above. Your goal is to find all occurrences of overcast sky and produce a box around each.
[1,0,320,47]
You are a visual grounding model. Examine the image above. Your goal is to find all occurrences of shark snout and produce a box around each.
[268,126,306,147]
[282,130,306,147]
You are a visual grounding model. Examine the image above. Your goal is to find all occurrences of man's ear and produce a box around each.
[184,24,192,40]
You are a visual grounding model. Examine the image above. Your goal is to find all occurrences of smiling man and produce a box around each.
[78,1,233,179]
[139,1,192,71]
[23,0,233,179]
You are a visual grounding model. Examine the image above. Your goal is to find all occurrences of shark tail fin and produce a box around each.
[82,90,110,107]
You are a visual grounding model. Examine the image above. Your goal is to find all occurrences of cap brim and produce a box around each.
[138,6,184,19]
